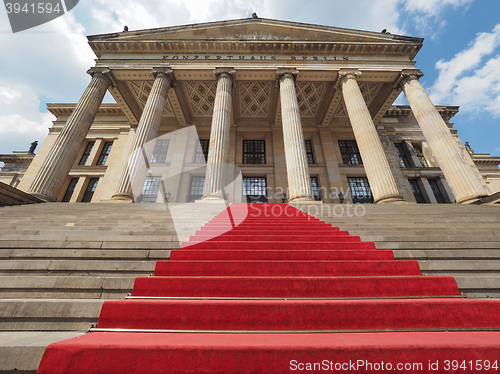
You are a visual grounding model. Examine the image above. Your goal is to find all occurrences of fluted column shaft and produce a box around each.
[278,71,313,202]
[29,68,111,201]
[113,68,173,200]
[340,71,403,203]
[401,72,486,203]
[202,69,234,200]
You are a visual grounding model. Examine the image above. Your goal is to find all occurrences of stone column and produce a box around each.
[340,70,403,203]
[28,68,111,201]
[112,68,174,201]
[201,68,235,201]
[399,70,487,203]
[277,69,314,202]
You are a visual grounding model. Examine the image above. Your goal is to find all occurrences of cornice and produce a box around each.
[386,105,459,120]
[88,40,422,60]
[47,103,125,116]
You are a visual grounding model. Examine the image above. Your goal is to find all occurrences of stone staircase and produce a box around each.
[300,203,500,298]
[0,202,226,373]
[0,202,498,372]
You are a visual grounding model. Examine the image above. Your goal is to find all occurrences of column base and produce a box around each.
[456,194,488,204]
[111,193,135,203]
[29,192,57,202]
[374,195,406,204]
[288,195,322,204]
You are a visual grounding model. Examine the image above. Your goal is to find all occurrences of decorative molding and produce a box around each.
[295,82,326,117]
[127,81,175,116]
[183,81,217,116]
[239,81,272,117]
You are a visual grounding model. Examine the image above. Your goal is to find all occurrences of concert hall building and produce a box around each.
[3,17,500,205]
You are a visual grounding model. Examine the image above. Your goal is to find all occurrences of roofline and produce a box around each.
[87,16,423,44]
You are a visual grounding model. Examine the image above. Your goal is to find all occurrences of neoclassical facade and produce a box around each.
[13,17,500,204]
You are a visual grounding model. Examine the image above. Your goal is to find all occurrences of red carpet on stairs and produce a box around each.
[37,203,500,373]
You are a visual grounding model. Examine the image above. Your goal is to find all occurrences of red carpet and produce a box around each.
[37,203,500,373]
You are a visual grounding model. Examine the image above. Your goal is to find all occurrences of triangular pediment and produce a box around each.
[88,17,421,45]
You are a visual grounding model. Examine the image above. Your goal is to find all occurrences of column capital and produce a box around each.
[214,67,236,81]
[394,69,424,89]
[276,68,299,84]
[337,69,362,87]
[151,67,176,87]
[86,67,113,86]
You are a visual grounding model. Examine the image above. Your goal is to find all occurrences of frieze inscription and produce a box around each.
[162,54,349,61]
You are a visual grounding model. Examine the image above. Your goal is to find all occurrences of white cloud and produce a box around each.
[428,24,500,117]
[405,0,474,15]
[0,80,54,154]
[403,0,474,37]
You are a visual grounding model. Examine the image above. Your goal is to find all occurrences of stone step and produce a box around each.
[0,276,135,299]
[0,259,156,276]
[0,240,180,249]
[0,331,85,373]
[393,249,500,260]
[0,248,172,260]
[0,299,103,331]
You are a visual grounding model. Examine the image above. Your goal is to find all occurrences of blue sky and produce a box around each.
[0,0,499,161]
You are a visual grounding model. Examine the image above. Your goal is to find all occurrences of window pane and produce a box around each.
[243,177,267,202]
[394,143,412,168]
[408,178,426,204]
[305,140,315,164]
[194,139,209,163]
[413,143,428,168]
[150,139,170,164]
[79,141,95,166]
[61,178,79,202]
[243,140,266,164]
[140,176,162,203]
[310,177,320,201]
[97,141,113,166]
[347,177,373,204]
[82,178,99,203]
[428,179,446,203]
[339,140,362,165]
[188,176,205,202]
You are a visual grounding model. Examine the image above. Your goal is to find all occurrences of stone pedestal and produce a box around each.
[112,68,173,201]
[278,70,314,203]
[400,71,487,204]
[340,70,403,204]
[28,68,111,201]
[201,69,235,201]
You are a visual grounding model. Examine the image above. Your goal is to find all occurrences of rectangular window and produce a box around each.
[81,178,99,203]
[193,139,209,164]
[347,177,374,204]
[140,176,162,203]
[150,139,170,164]
[243,176,267,203]
[96,141,113,166]
[408,178,426,204]
[78,141,95,166]
[339,140,362,165]
[305,140,315,164]
[188,176,205,202]
[428,178,447,203]
[413,143,428,168]
[61,178,79,202]
[310,177,321,201]
[243,140,266,164]
[394,143,412,168]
